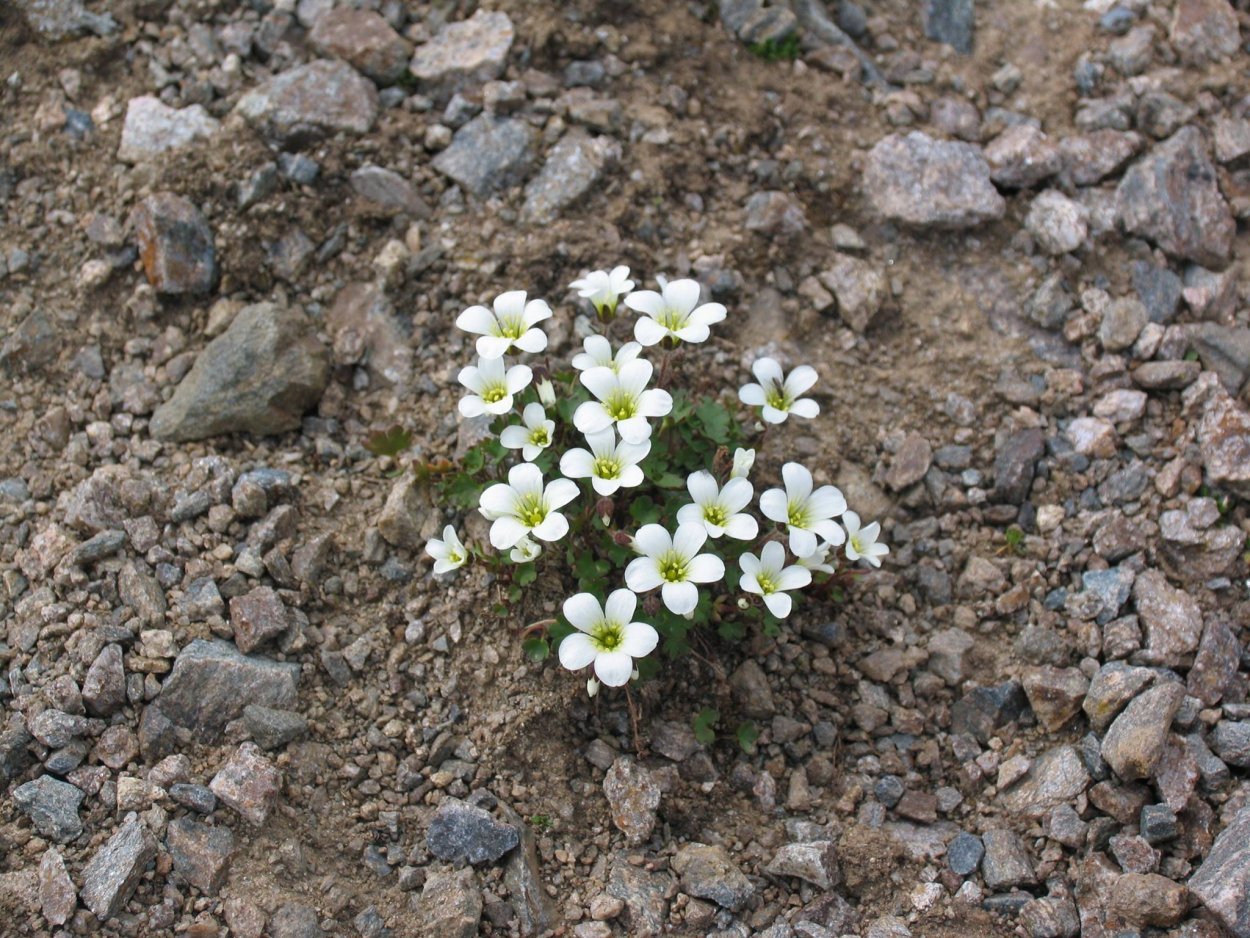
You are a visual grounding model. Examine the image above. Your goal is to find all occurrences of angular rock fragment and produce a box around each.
[210,743,282,825]
[409,10,514,102]
[432,116,537,198]
[235,60,378,145]
[603,758,661,846]
[671,843,754,911]
[1189,805,1250,937]
[118,96,219,163]
[426,798,519,865]
[80,821,157,920]
[1101,682,1185,780]
[129,193,216,295]
[863,132,1004,229]
[309,8,409,84]
[150,302,329,442]
[167,817,234,895]
[521,131,619,225]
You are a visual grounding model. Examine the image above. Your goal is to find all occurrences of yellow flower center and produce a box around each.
[605,391,637,421]
[787,500,809,529]
[590,621,625,652]
[516,493,547,528]
[658,552,688,583]
[756,572,777,595]
[482,385,507,404]
[703,504,728,527]
[530,427,549,447]
[657,308,688,332]
[593,456,622,480]
[850,534,864,554]
[765,381,791,411]
[495,314,526,340]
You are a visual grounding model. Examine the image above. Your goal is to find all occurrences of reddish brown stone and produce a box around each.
[129,192,216,295]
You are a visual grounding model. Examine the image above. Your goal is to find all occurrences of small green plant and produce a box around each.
[1003,525,1026,555]
[692,707,720,745]
[529,814,553,831]
[364,424,413,458]
[749,33,801,62]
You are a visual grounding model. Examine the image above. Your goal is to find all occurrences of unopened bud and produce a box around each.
[586,677,600,698]
[595,497,614,527]
[537,378,556,407]
[730,447,756,480]
[613,530,634,547]
[712,445,732,477]
[737,597,750,610]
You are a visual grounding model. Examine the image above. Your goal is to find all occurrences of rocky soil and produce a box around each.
[3,0,1250,936]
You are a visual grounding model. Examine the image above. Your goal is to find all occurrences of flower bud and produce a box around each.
[730,447,756,480]
[586,677,600,698]
[612,530,634,547]
[736,597,750,610]
[537,378,556,408]
[595,496,615,527]
[712,445,732,477]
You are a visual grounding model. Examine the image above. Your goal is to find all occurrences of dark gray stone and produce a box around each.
[167,816,234,895]
[981,829,1036,889]
[951,680,1027,744]
[432,116,537,197]
[946,831,984,876]
[154,639,300,740]
[129,192,216,295]
[80,820,158,919]
[427,797,519,865]
[1140,803,1178,844]
[1211,721,1250,768]
[671,843,754,911]
[150,302,329,442]
[14,0,116,39]
[1190,805,1250,936]
[13,776,84,843]
[270,902,325,938]
[924,0,974,53]
[169,783,217,813]
[992,429,1045,504]
[243,705,307,749]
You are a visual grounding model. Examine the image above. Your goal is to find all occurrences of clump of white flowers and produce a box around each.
[421,267,889,695]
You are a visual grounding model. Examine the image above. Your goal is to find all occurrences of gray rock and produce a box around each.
[981,829,1036,889]
[991,428,1045,504]
[1022,667,1089,732]
[730,659,776,718]
[1188,619,1241,706]
[129,192,216,295]
[607,855,672,938]
[1098,297,1147,352]
[417,868,481,938]
[1211,722,1250,768]
[1083,662,1155,732]
[235,59,378,146]
[764,841,840,889]
[1115,127,1234,268]
[118,96,219,163]
[167,816,234,895]
[1101,681,1185,780]
[80,820,157,920]
[999,745,1092,818]
[863,132,1004,228]
[1131,259,1183,324]
[522,132,619,225]
[1019,884,1080,938]
[500,804,555,937]
[309,7,409,84]
[14,0,115,39]
[38,848,76,926]
[1198,388,1250,498]
[603,758,661,846]
[1132,569,1203,665]
[1140,803,1178,844]
[150,302,329,442]
[985,125,1062,189]
[1025,189,1088,255]
[30,709,90,749]
[671,843,754,911]
[1059,130,1144,185]
[13,776,84,843]
[210,743,282,825]
[271,903,324,938]
[1170,0,1240,65]
[409,10,513,103]
[169,783,217,813]
[0,720,35,784]
[821,253,886,333]
[350,165,428,218]
[154,638,300,739]
[744,190,808,238]
[946,831,984,876]
[426,797,519,865]
[1189,324,1250,395]
[243,705,307,749]
[327,282,412,387]
[951,680,1026,744]
[1189,805,1250,936]
[432,116,537,197]
[926,628,975,685]
[923,0,974,53]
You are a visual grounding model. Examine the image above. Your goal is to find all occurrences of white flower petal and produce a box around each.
[458,396,487,418]
[685,553,725,584]
[479,482,517,517]
[720,478,754,513]
[619,621,658,658]
[758,488,789,523]
[499,425,530,449]
[616,416,653,444]
[789,398,820,419]
[633,315,669,346]
[579,366,619,402]
[513,328,548,353]
[759,540,786,572]
[531,512,569,542]
[605,589,637,624]
[476,334,512,360]
[455,305,495,336]
[493,290,527,318]
[594,650,635,687]
[763,591,793,618]
[574,401,614,435]
[632,524,672,557]
[558,632,597,670]
[761,405,789,425]
[775,566,812,591]
[664,278,702,314]
[508,462,544,494]
[625,557,664,592]
[676,503,703,527]
[808,486,847,519]
[686,470,719,505]
[505,364,534,393]
[661,580,698,615]
[785,365,819,396]
[560,448,595,478]
[490,517,528,549]
[544,478,581,510]
[722,513,759,540]
[563,592,604,631]
[672,523,708,558]
[751,356,784,386]
[523,298,553,325]
[781,462,813,501]
[789,528,818,558]
[738,383,767,406]
[624,289,664,316]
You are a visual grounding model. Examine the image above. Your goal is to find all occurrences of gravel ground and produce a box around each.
[2,0,1250,936]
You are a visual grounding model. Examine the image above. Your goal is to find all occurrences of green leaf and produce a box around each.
[629,496,662,526]
[694,398,731,444]
[717,618,746,641]
[522,636,549,662]
[441,473,484,509]
[508,585,524,604]
[461,446,485,474]
[654,472,685,489]
[364,425,413,457]
[693,707,720,746]
[515,563,538,586]
[736,721,760,754]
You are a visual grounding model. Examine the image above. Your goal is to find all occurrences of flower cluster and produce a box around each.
[424,268,889,693]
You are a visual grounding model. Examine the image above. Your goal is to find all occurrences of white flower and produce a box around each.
[570,266,635,317]
[625,523,725,616]
[456,290,553,360]
[571,334,643,373]
[457,356,533,418]
[843,511,889,567]
[798,541,837,575]
[731,447,756,480]
[425,525,468,575]
[574,359,673,444]
[558,589,658,687]
[500,402,556,462]
[510,537,542,563]
[537,378,556,407]
[759,462,847,558]
[739,541,811,618]
[737,357,819,424]
[676,470,758,540]
[560,427,650,496]
[624,278,726,346]
[478,463,579,550]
